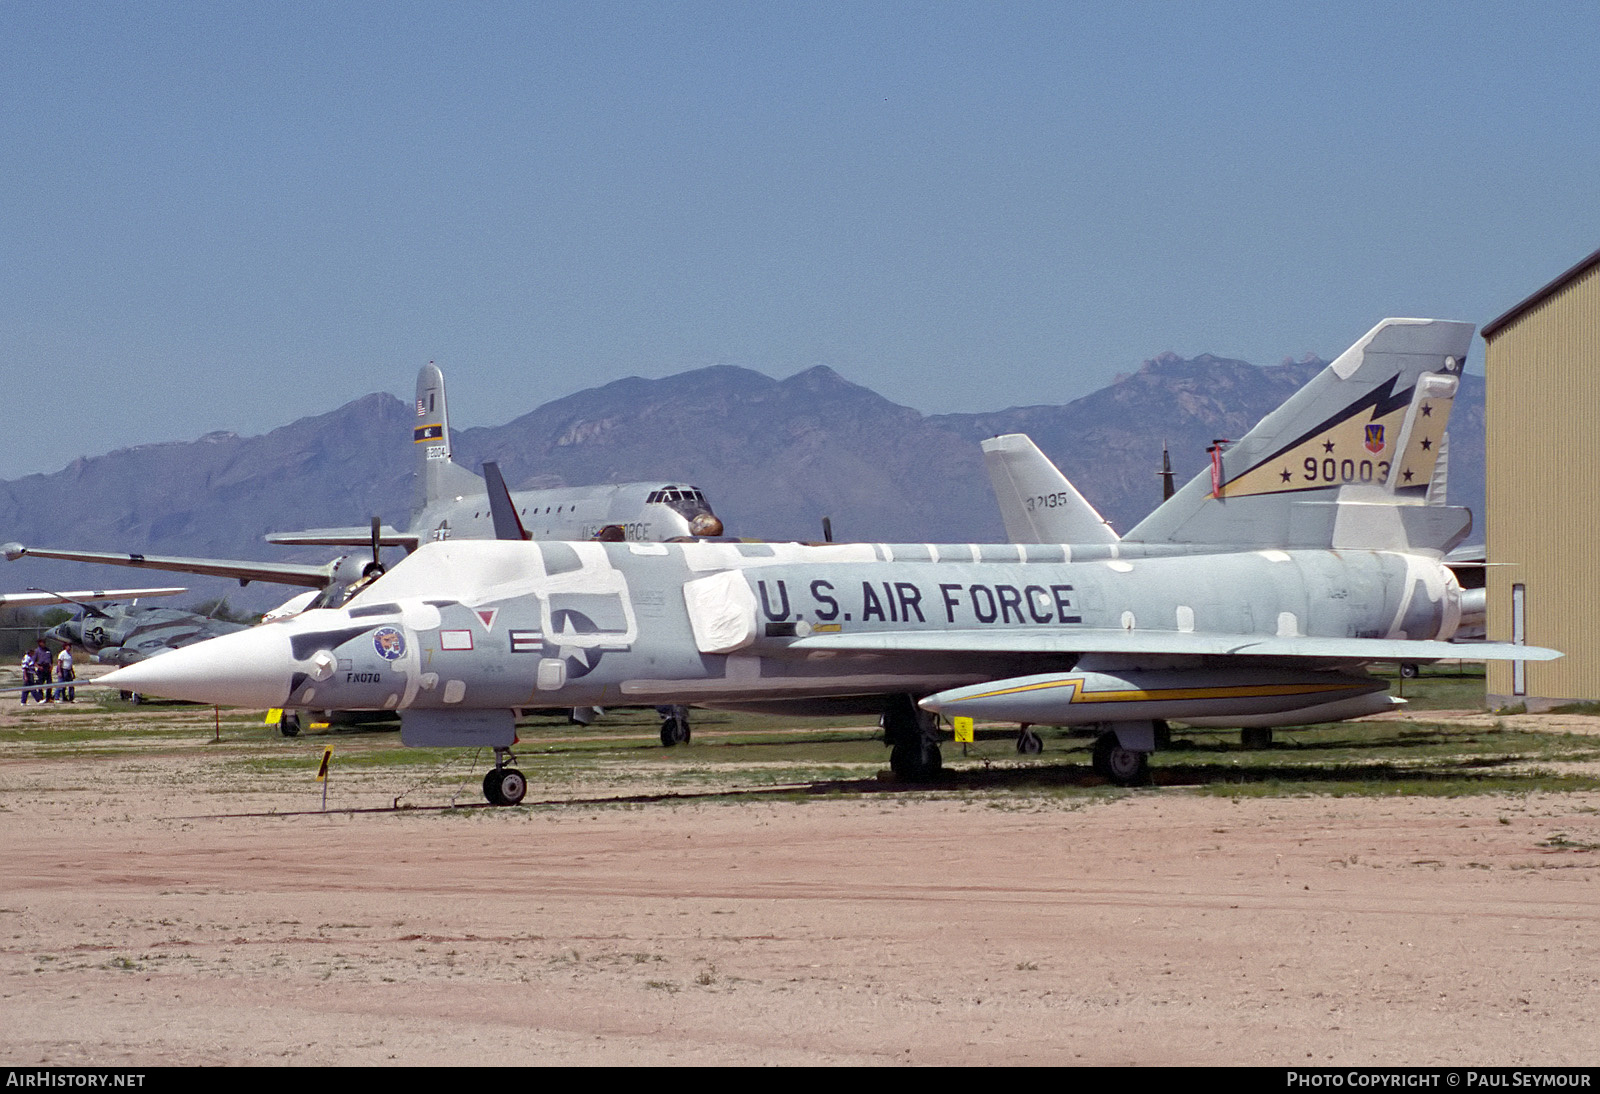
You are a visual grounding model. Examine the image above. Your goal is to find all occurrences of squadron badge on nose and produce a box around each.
[373,627,406,661]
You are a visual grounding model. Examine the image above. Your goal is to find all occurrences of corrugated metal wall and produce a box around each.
[1485,263,1600,704]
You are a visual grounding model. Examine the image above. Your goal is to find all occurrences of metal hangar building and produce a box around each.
[1482,246,1600,709]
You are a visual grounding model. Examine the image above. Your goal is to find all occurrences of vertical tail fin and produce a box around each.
[1123,318,1475,552]
[414,363,486,517]
[980,434,1119,544]
[481,461,531,541]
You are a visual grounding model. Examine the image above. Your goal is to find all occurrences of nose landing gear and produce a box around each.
[482,747,527,806]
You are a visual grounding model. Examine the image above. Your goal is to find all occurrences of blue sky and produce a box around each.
[3,1,1596,480]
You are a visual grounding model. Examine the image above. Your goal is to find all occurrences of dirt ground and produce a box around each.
[2,703,1599,1066]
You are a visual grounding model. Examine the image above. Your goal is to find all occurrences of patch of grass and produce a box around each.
[1537,832,1600,852]
[11,682,1600,809]
[1374,664,1487,710]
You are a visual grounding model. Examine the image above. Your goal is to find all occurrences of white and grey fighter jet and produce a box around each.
[99,319,1559,803]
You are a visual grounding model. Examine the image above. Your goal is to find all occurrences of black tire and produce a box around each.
[890,739,942,780]
[659,714,689,747]
[1240,726,1273,750]
[1400,663,1419,679]
[1092,733,1149,786]
[483,769,505,806]
[1016,728,1043,754]
[279,713,301,738]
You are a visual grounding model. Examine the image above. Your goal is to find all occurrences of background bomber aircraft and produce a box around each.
[4,363,725,604]
[99,318,1560,805]
[269,362,723,551]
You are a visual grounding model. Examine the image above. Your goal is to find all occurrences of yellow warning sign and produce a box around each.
[264,708,282,725]
[953,716,974,744]
[315,747,333,782]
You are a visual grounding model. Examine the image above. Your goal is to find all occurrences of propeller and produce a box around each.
[365,516,384,577]
[316,515,387,605]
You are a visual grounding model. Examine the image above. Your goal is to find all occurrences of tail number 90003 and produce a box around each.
[1304,457,1389,485]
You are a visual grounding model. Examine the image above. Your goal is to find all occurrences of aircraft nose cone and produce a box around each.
[690,513,723,537]
[99,625,297,708]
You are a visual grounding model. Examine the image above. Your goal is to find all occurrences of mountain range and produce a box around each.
[0,354,1485,611]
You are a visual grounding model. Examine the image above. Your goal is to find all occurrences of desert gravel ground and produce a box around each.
[2,701,1599,1066]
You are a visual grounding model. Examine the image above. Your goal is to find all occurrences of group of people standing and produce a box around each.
[20,638,73,704]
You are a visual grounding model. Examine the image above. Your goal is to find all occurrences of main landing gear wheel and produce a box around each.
[1400,662,1419,679]
[1092,732,1150,787]
[659,711,691,747]
[279,712,301,738]
[1016,726,1044,754]
[1239,726,1274,750]
[889,739,943,780]
[483,767,527,807]
[882,694,943,781]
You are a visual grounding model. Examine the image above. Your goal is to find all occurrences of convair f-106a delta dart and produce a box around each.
[101,319,1558,804]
